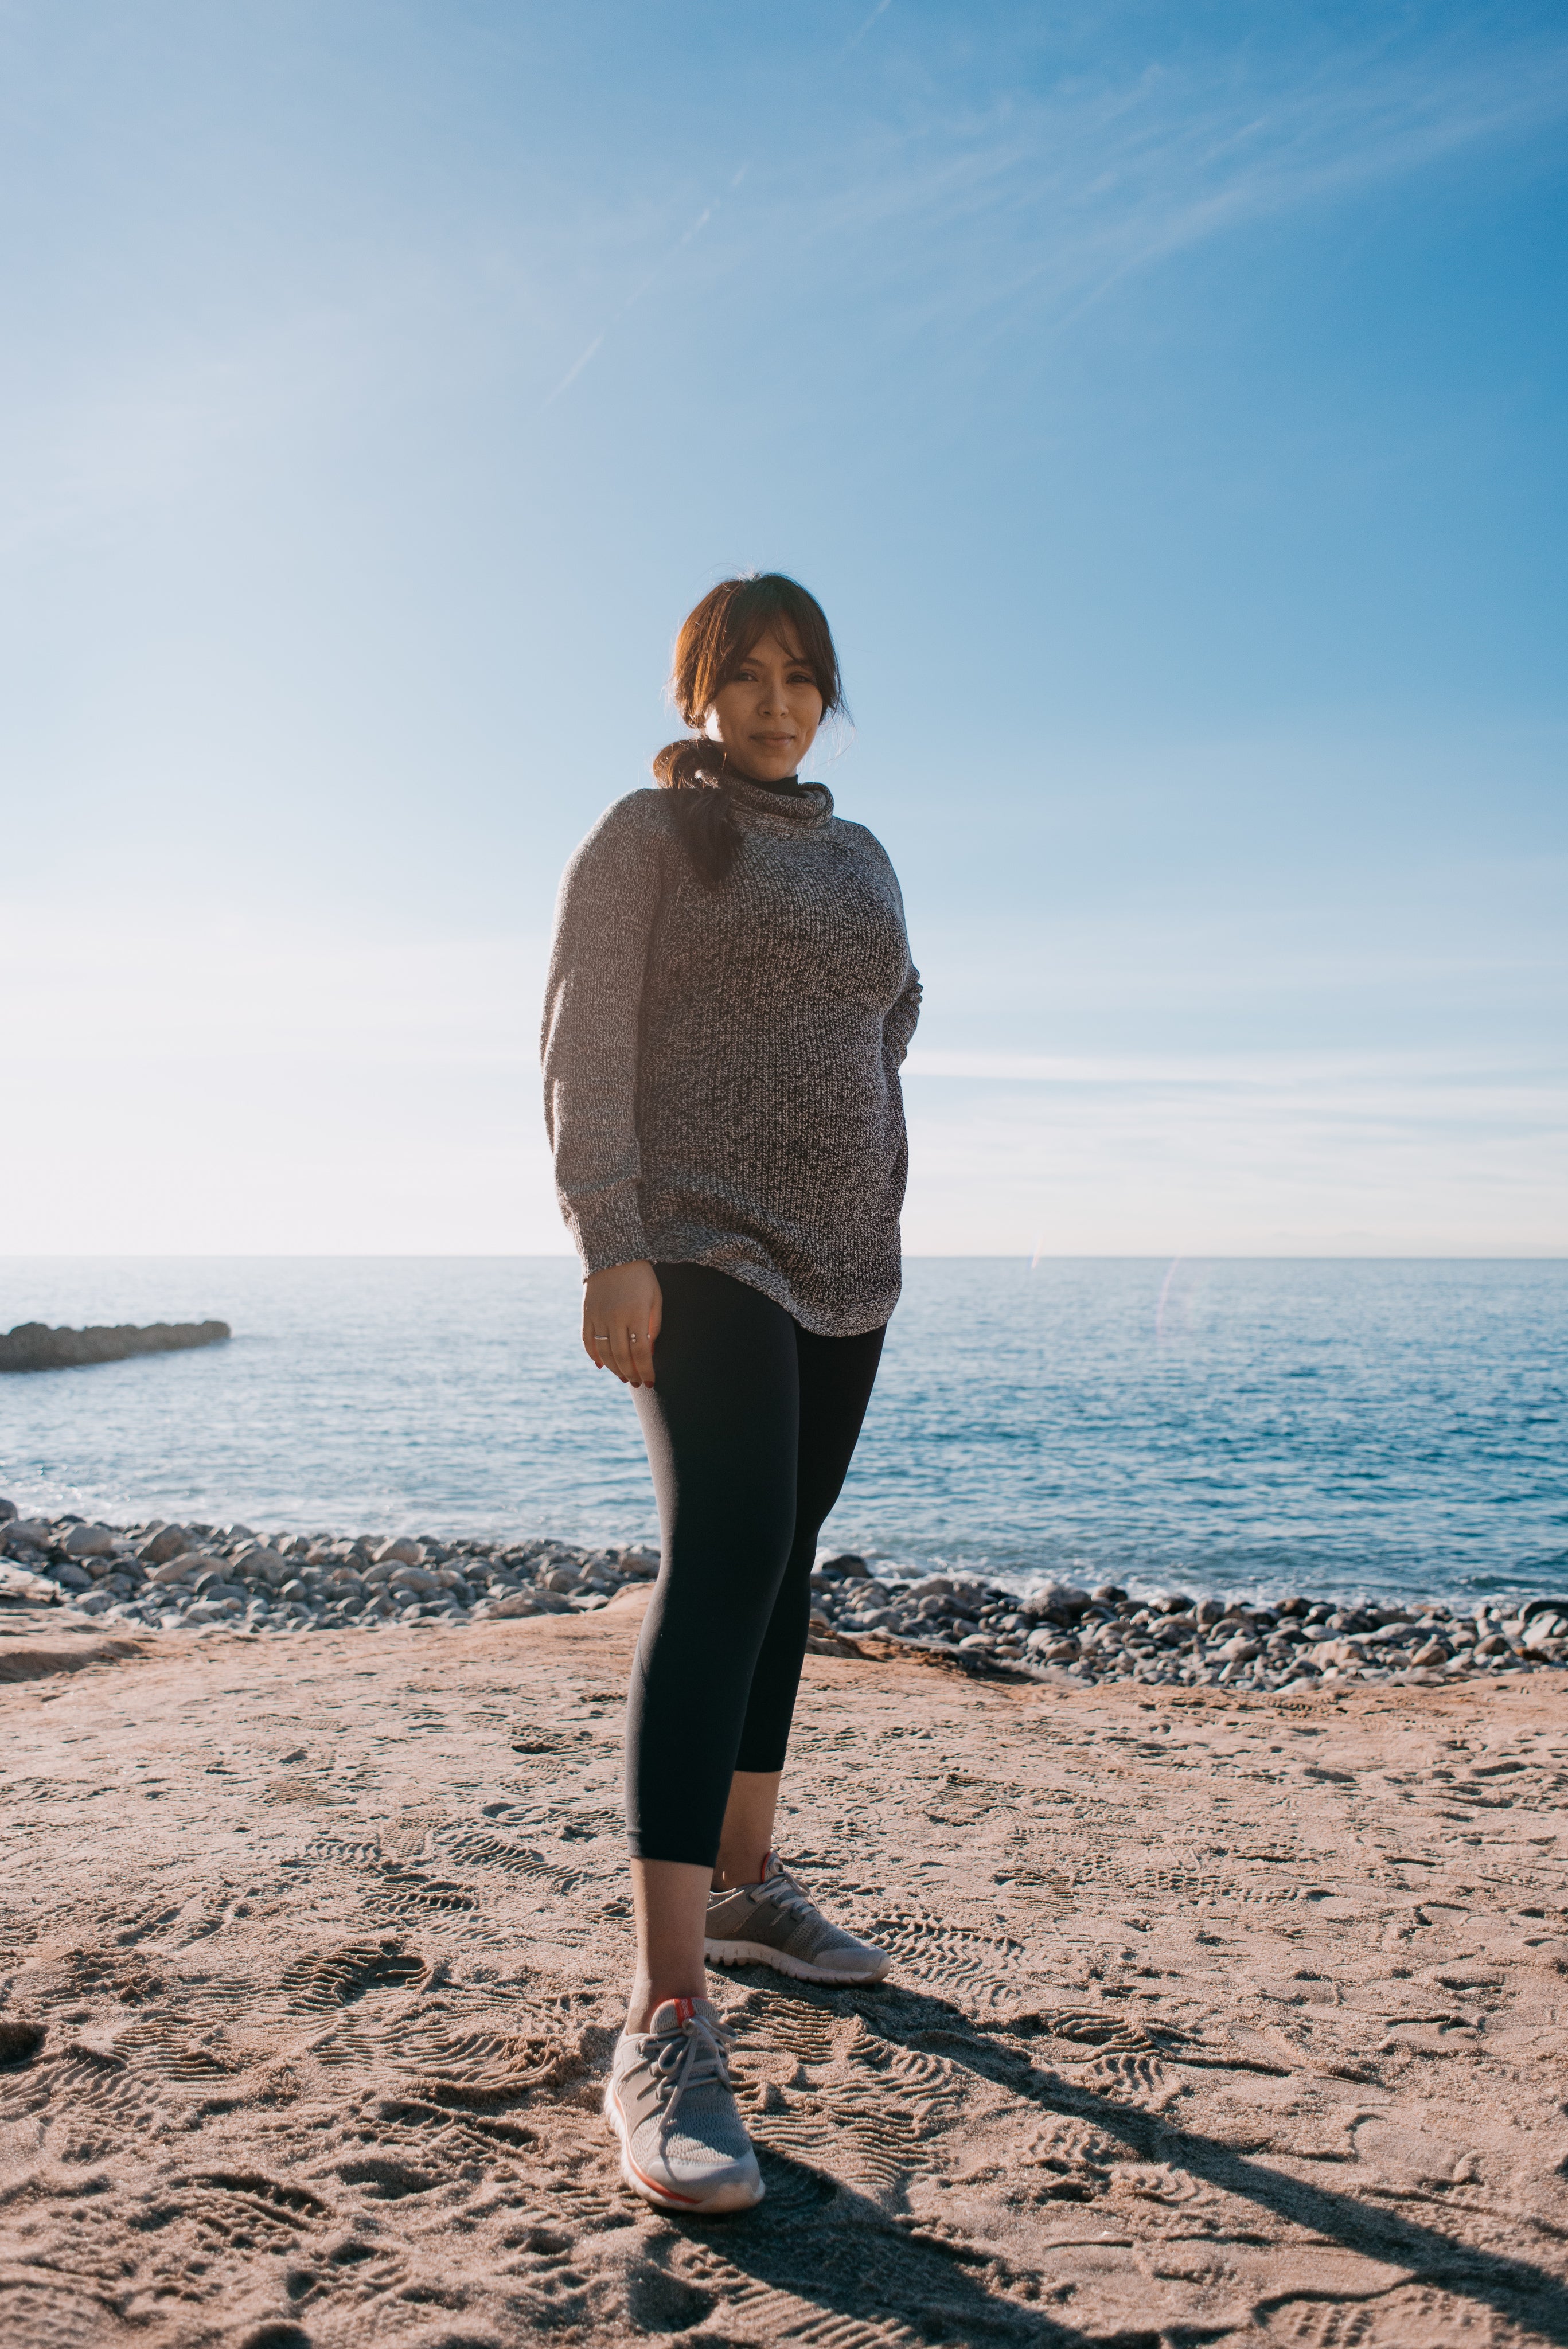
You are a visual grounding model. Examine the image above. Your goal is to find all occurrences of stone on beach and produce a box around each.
[135,1525,190,1564]
[374,1536,424,1567]
[387,1564,441,1598]
[62,1523,116,1558]
[1023,1579,1091,1618]
[818,1551,872,1578]
[148,1552,221,1586]
[231,1543,290,1583]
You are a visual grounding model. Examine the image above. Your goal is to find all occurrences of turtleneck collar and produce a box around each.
[741,771,809,798]
[682,750,832,828]
[724,775,833,831]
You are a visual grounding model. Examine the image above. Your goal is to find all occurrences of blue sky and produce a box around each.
[2,1,1564,1253]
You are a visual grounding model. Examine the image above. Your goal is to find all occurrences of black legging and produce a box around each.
[626,1263,886,1867]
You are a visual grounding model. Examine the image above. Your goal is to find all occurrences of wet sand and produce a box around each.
[1,1591,1565,2346]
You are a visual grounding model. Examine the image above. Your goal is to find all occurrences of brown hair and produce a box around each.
[653,573,846,884]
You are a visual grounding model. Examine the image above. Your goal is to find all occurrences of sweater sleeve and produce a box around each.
[541,794,666,1277]
[849,822,922,1072]
[884,959,923,1069]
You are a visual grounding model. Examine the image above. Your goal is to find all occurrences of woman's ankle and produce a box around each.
[625,1978,706,2034]
[711,1844,772,1893]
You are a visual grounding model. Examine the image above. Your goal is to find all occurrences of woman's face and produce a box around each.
[705,629,824,783]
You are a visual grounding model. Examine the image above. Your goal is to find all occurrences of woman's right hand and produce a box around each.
[583,1261,662,1388]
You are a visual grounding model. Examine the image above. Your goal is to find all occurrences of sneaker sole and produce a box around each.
[602,2081,764,2215]
[704,1937,891,1986]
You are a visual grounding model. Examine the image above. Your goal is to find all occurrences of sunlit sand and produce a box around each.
[2,1593,1563,2344]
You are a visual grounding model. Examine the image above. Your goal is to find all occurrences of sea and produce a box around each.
[1,1258,1564,1610]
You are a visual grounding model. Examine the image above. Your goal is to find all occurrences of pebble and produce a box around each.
[387,1566,440,1599]
[0,1500,1563,1684]
[375,1537,424,1568]
[149,1552,220,1586]
[232,1543,290,1583]
[136,1525,190,1564]
[63,1523,116,1558]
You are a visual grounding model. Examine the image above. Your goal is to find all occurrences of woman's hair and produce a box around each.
[653,573,845,885]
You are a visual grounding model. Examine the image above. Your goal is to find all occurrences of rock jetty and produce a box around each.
[0,1321,231,1373]
[0,1501,1562,1688]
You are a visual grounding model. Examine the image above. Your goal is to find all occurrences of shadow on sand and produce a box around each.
[659,1972,1566,2348]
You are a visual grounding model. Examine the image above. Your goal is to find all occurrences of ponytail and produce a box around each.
[652,739,742,888]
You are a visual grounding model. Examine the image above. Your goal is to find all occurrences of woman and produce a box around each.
[541,573,920,2215]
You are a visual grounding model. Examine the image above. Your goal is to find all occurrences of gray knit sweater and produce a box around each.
[541,779,920,1336]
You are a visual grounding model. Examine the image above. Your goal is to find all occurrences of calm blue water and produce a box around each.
[1,1258,1563,1607]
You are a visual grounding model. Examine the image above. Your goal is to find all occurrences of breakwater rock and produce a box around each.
[0,1321,230,1373]
[1,1502,1563,1689]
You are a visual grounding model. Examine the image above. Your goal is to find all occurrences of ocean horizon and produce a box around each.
[2,1255,1563,1610]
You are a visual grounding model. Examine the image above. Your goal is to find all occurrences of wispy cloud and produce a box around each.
[904,1047,1568,1099]
[602,19,1568,354]
[901,1048,1568,1255]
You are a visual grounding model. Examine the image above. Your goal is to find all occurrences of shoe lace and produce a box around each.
[650,2009,735,2140]
[758,1863,822,1926]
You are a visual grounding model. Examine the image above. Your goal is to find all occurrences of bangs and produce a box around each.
[716,579,836,707]
[724,608,806,673]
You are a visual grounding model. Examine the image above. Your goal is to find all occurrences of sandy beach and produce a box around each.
[2,1591,1565,2347]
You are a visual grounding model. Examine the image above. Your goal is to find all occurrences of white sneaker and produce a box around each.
[603,1996,763,2214]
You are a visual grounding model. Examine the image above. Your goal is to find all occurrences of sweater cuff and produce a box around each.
[563,1183,652,1277]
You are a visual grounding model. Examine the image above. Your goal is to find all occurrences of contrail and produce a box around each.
[846,0,892,52]
[545,3,889,405]
[544,332,606,406]
[544,194,723,407]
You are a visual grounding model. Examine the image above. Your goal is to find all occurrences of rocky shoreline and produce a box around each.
[2,1499,1563,1689]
